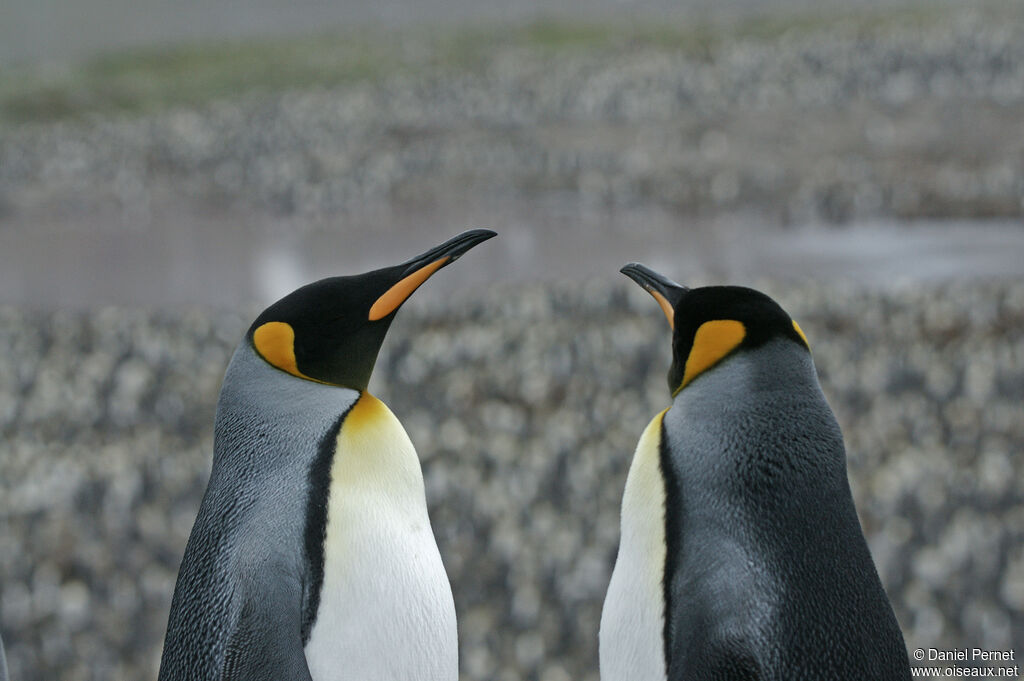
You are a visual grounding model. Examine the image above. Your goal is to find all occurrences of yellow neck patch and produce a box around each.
[329,391,424,497]
[342,391,389,432]
[676,319,746,395]
[792,320,810,349]
[368,257,449,321]
[252,321,316,381]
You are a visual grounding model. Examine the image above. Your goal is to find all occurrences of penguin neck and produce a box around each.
[213,343,361,469]
[664,338,849,511]
[675,338,821,405]
[218,342,360,413]
[326,392,426,496]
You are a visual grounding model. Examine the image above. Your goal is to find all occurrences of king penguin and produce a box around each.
[599,263,911,681]
[158,229,496,681]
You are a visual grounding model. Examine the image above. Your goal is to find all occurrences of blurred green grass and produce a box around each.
[0,1,1020,126]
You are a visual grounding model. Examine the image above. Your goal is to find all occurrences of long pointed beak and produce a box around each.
[398,228,497,275]
[368,229,497,321]
[620,262,689,328]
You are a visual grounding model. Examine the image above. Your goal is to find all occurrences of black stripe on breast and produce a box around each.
[659,416,683,675]
[300,397,358,644]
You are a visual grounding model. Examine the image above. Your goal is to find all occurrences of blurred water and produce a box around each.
[2,0,937,65]
[2,196,1021,309]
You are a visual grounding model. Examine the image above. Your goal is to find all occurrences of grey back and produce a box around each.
[158,342,359,681]
[660,339,910,680]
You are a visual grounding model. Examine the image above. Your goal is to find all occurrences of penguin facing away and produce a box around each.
[158,229,496,681]
[600,264,911,681]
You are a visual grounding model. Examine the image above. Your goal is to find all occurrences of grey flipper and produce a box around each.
[220,575,314,681]
[0,631,9,681]
[160,484,316,681]
[158,343,359,681]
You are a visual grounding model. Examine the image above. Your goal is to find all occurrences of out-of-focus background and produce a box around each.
[1,0,1023,679]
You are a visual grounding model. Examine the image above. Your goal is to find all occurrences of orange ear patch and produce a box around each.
[677,319,746,393]
[368,257,449,321]
[792,320,810,349]
[253,321,313,380]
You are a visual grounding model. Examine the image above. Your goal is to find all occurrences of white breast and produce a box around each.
[599,408,669,681]
[304,393,458,681]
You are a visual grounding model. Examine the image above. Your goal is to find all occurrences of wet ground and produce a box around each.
[2,194,1023,309]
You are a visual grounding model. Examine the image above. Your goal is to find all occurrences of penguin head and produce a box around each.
[247,229,496,391]
[620,263,810,396]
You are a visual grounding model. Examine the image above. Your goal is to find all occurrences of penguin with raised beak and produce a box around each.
[159,229,496,681]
